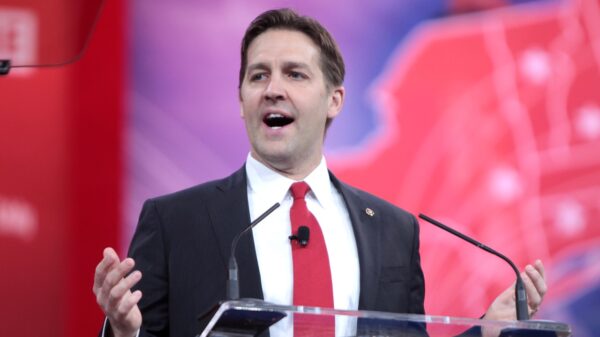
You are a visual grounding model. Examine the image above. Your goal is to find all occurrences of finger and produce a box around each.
[115,290,143,319]
[526,263,547,297]
[107,270,143,310]
[93,248,120,291]
[521,271,542,313]
[534,259,545,280]
[99,258,136,302]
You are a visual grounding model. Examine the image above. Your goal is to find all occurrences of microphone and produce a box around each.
[289,225,310,247]
[227,202,280,300]
[418,213,530,321]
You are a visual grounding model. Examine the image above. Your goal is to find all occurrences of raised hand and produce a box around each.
[483,259,547,321]
[93,247,143,337]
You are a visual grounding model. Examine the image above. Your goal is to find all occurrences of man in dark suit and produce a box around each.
[93,8,547,337]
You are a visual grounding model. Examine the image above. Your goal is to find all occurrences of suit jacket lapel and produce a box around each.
[330,172,381,310]
[204,167,381,307]
[207,166,264,300]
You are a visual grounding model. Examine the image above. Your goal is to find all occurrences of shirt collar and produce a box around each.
[303,157,334,209]
[246,154,294,206]
[245,153,334,208]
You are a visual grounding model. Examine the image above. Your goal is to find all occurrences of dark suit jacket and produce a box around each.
[124,166,424,337]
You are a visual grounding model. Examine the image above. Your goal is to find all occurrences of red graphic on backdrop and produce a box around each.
[332,0,600,321]
[0,195,38,240]
[0,8,37,66]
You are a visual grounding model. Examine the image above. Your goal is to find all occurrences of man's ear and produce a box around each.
[239,90,245,118]
[240,105,245,119]
[327,86,345,119]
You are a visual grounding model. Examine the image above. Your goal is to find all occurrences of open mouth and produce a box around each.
[263,113,294,128]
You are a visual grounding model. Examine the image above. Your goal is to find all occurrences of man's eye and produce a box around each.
[250,73,267,81]
[289,71,306,80]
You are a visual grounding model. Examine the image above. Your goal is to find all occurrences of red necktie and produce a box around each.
[289,181,334,336]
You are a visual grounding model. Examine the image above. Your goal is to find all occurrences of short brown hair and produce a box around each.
[239,8,345,89]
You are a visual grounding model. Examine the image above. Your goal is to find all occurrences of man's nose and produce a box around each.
[264,74,285,102]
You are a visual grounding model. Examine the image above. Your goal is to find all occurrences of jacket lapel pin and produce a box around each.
[365,207,375,217]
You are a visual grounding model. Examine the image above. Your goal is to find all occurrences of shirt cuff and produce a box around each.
[101,317,140,337]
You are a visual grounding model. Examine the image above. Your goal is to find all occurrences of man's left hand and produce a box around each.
[483,259,547,320]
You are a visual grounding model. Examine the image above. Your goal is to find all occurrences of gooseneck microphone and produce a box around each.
[418,214,530,321]
[289,225,310,247]
[227,202,280,300]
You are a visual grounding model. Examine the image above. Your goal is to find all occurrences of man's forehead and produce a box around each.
[246,31,320,66]
[248,29,318,53]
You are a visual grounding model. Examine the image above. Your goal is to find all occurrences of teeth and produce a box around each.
[264,113,293,128]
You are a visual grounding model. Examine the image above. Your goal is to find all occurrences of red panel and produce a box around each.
[0,67,70,337]
[0,0,123,336]
[64,0,125,335]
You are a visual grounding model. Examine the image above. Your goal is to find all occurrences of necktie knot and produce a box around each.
[290,181,310,200]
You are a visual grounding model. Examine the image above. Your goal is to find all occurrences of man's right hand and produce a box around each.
[93,247,143,337]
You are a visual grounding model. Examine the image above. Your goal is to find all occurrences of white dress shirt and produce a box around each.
[246,154,360,336]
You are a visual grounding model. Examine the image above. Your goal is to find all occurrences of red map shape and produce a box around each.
[332,0,600,320]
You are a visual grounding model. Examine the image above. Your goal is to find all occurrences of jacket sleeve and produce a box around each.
[96,199,169,337]
[127,199,170,337]
[408,214,425,314]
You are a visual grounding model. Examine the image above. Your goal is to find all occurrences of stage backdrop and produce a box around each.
[128,0,600,336]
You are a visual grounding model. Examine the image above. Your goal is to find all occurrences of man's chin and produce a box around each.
[252,150,294,168]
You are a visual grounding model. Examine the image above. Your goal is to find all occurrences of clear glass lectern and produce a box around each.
[198,299,571,337]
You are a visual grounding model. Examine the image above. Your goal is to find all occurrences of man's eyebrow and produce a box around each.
[246,63,269,73]
[282,61,310,70]
[246,61,312,74]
